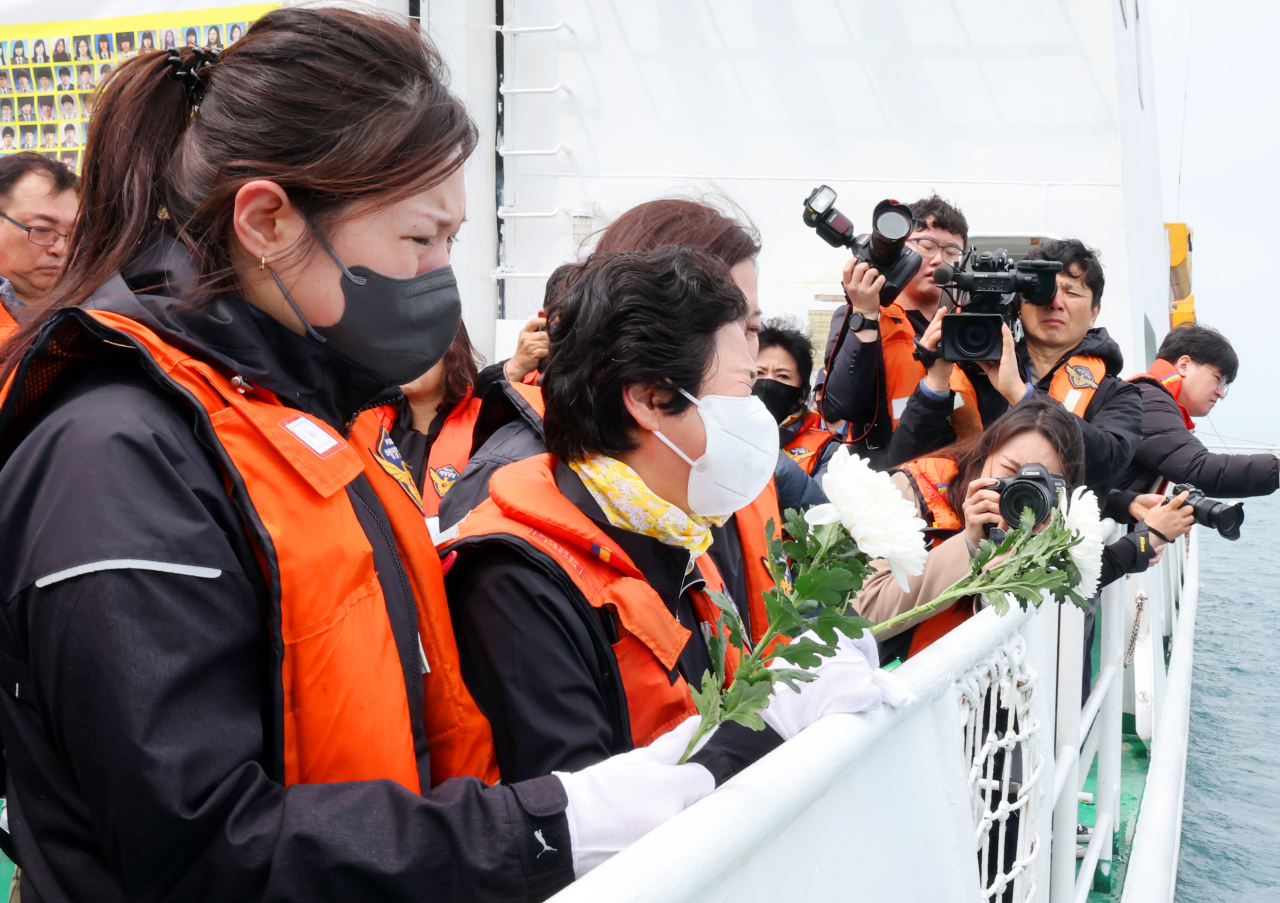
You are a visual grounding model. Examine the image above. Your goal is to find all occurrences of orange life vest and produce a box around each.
[783,410,836,475]
[1131,358,1195,430]
[1,310,499,791]
[444,453,781,750]
[0,301,18,343]
[951,353,1107,422]
[896,456,973,658]
[505,379,546,416]
[369,390,484,517]
[879,302,926,428]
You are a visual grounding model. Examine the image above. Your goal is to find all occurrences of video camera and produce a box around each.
[932,250,1063,362]
[1170,483,1244,540]
[992,464,1066,531]
[802,185,922,306]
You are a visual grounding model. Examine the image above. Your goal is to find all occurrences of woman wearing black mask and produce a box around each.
[753,317,839,481]
[0,9,730,900]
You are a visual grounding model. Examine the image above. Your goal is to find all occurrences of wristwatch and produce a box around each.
[847,311,879,332]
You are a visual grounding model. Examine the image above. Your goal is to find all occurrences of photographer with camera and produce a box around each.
[816,192,969,470]
[888,238,1143,496]
[856,399,1193,666]
[1104,324,1277,526]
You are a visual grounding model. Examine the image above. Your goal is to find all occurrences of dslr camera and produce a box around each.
[803,185,922,306]
[933,250,1063,362]
[992,464,1066,531]
[1170,483,1244,540]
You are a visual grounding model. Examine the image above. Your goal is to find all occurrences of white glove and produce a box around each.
[760,629,916,741]
[554,716,715,877]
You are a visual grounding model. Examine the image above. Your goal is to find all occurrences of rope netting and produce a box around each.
[959,633,1044,903]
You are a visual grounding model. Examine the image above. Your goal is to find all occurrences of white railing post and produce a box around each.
[1050,603,1084,902]
[1121,532,1199,903]
[1096,571,1124,881]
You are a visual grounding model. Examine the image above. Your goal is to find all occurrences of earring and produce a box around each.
[259,254,266,271]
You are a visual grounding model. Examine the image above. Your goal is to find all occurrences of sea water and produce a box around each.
[1176,491,1280,900]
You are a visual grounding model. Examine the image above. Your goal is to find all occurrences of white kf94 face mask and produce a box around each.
[652,389,780,518]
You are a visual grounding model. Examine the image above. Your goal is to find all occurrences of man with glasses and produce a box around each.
[819,193,968,469]
[0,153,78,337]
[1104,324,1277,522]
[890,237,1143,495]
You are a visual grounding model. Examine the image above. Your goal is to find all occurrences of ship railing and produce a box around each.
[549,526,1195,903]
[1120,531,1197,903]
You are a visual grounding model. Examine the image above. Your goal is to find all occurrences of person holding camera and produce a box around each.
[889,238,1143,496]
[753,317,839,479]
[857,399,1193,666]
[819,194,969,470]
[1104,324,1277,523]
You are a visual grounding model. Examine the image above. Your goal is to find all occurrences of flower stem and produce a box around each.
[678,718,715,765]
[869,583,973,637]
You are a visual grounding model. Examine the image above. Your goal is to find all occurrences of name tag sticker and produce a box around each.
[281,415,342,459]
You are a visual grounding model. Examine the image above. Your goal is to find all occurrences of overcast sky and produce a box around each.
[1151,0,1279,449]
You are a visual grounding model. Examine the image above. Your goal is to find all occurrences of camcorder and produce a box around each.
[802,185,922,306]
[1171,483,1244,540]
[991,464,1066,532]
[931,250,1063,362]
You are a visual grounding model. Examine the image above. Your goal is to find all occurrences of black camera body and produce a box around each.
[1171,483,1244,540]
[991,463,1066,530]
[935,251,1063,362]
[803,185,922,306]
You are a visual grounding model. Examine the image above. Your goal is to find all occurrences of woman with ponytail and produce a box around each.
[0,9,727,900]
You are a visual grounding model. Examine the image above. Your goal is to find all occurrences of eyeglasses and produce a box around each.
[1200,363,1230,396]
[0,210,68,247]
[907,236,964,263]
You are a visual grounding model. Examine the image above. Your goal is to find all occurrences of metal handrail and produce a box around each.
[497,144,569,157]
[550,605,1036,903]
[1121,532,1199,903]
[500,82,572,95]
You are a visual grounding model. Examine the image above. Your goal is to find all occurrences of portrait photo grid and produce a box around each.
[0,5,278,174]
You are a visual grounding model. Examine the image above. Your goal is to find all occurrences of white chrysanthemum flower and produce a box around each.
[1062,486,1104,598]
[805,446,927,591]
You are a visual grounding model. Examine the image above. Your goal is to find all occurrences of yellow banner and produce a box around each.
[0,4,279,172]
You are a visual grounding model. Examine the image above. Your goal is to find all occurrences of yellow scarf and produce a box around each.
[569,455,726,566]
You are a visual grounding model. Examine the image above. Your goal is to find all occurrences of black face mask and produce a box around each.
[752,378,805,426]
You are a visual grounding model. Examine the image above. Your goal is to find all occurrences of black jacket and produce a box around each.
[0,239,574,902]
[1103,376,1279,521]
[445,461,783,783]
[887,328,1144,495]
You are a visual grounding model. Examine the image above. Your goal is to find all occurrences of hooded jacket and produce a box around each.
[0,235,575,903]
[1102,371,1278,521]
[886,327,1144,495]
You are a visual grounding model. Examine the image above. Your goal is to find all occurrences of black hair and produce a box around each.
[0,152,79,200]
[1025,237,1105,307]
[1156,323,1238,383]
[756,316,815,401]
[934,398,1086,522]
[910,193,969,245]
[542,247,748,461]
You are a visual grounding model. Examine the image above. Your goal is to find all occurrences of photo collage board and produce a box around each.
[0,4,279,174]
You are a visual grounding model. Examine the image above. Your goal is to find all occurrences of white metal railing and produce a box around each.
[1121,532,1198,903]
[548,527,1195,903]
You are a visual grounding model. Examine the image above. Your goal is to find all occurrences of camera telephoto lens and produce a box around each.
[1198,497,1244,540]
[999,481,1053,529]
[874,207,912,241]
[960,322,995,357]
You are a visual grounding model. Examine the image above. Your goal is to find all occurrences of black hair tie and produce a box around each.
[165,47,218,108]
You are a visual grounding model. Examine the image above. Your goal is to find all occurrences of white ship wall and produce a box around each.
[0,0,1173,374]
